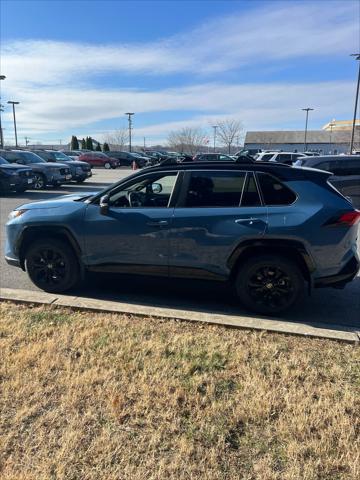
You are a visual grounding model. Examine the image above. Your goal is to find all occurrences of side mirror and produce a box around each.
[151,182,162,194]
[99,194,110,215]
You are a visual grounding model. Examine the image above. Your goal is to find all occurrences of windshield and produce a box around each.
[20,152,46,163]
[53,152,72,161]
[0,156,9,164]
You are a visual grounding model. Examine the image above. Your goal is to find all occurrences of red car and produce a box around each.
[78,152,119,169]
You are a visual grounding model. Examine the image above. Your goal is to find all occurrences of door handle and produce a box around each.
[146,220,169,227]
[235,218,262,225]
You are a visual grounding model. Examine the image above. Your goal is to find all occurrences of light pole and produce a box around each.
[125,112,134,152]
[212,125,218,152]
[0,75,6,148]
[350,54,360,154]
[302,108,314,152]
[8,101,20,147]
[329,119,335,153]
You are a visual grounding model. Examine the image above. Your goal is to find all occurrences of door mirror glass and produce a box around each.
[100,194,110,215]
[151,182,162,194]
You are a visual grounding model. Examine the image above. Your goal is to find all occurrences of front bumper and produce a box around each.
[48,173,73,185]
[314,255,360,289]
[73,170,92,181]
[0,176,33,192]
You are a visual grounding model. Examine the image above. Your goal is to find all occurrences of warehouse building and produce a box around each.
[244,121,359,154]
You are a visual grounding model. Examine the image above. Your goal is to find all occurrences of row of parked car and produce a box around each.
[0,149,92,193]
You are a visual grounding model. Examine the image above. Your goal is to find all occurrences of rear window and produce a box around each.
[257,173,296,205]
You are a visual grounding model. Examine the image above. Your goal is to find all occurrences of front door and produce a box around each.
[169,170,268,280]
[83,171,179,275]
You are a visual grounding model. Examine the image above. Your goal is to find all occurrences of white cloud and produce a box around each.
[0,0,358,142]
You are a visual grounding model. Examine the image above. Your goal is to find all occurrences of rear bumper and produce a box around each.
[314,255,359,288]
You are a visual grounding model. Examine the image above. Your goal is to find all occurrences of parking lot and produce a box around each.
[1,167,359,331]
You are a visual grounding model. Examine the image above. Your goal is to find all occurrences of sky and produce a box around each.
[0,0,359,146]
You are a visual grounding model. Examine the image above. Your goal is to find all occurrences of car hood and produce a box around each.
[0,164,32,171]
[64,160,90,167]
[42,162,69,168]
[15,192,99,210]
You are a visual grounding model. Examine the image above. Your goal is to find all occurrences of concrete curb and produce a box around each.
[0,287,359,344]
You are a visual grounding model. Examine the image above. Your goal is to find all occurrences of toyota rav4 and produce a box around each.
[5,161,360,314]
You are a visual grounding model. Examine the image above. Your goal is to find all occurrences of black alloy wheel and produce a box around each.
[235,255,304,315]
[33,173,46,190]
[25,238,80,293]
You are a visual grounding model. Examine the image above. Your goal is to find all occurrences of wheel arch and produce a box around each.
[228,239,315,286]
[18,225,82,270]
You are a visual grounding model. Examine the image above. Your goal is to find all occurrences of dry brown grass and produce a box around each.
[0,302,359,480]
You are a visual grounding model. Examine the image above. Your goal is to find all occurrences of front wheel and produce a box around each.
[104,162,111,169]
[33,173,46,190]
[25,238,80,293]
[235,255,304,315]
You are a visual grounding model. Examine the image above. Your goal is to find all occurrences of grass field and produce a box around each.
[0,302,359,480]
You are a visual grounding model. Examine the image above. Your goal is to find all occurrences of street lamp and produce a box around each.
[8,101,20,147]
[212,125,218,152]
[302,108,314,152]
[350,54,360,154]
[125,112,134,152]
[0,75,6,148]
[329,119,335,153]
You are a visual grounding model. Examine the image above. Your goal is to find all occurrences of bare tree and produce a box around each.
[103,128,128,150]
[167,127,206,155]
[216,119,244,154]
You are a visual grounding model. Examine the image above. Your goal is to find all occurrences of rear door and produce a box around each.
[169,170,268,279]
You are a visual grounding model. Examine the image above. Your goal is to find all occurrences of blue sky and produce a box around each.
[1,0,359,146]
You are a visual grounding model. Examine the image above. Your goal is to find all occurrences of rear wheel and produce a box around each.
[235,255,304,315]
[25,238,80,293]
[33,173,46,190]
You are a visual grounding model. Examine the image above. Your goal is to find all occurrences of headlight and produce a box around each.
[8,209,28,220]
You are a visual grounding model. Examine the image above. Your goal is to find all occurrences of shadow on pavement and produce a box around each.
[70,273,360,332]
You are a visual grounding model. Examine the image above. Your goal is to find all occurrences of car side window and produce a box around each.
[257,173,296,206]
[2,152,20,162]
[332,160,360,176]
[314,162,331,171]
[261,154,274,161]
[109,172,178,208]
[278,154,291,162]
[241,174,262,206]
[185,171,246,207]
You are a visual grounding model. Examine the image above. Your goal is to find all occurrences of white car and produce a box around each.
[255,151,307,165]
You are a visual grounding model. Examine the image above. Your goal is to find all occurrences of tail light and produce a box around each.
[324,210,360,227]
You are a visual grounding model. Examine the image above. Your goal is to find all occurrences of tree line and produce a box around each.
[70,135,110,152]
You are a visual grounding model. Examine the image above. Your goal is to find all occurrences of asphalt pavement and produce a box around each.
[1,167,359,331]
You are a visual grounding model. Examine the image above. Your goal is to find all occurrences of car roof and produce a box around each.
[302,155,360,162]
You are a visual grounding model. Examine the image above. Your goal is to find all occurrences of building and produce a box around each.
[244,127,360,155]
[322,119,360,131]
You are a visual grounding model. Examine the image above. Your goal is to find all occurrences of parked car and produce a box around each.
[78,152,119,169]
[303,152,320,156]
[32,150,92,183]
[193,153,235,162]
[5,161,359,315]
[0,150,72,189]
[255,151,307,165]
[235,148,262,158]
[293,155,360,208]
[105,151,150,168]
[0,156,34,193]
[61,150,83,160]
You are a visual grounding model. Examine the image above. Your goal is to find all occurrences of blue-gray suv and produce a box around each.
[5,161,360,314]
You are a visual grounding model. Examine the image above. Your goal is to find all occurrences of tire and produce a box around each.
[25,237,80,293]
[104,162,111,169]
[33,173,46,190]
[76,179,86,183]
[235,255,304,315]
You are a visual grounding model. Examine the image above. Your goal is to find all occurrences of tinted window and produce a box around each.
[34,151,52,160]
[314,162,331,171]
[185,171,246,207]
[1,152,21,162]
[20,152,46,163]
[277,153,292,162]
[257,173,296,205]
[260,154,274,161]
[332,160,360,176]
[219,155,233,161]
[241,174,262,206]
